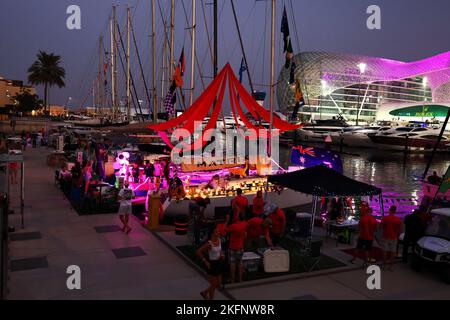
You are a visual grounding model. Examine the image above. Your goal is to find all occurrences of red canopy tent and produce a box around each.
[148,63,302,149]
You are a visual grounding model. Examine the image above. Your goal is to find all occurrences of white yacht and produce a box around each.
[331,126,391,148]
[369,124,450,151]
[297,118,350,143]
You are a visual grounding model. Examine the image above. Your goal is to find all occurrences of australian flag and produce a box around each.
[291,146,343,173]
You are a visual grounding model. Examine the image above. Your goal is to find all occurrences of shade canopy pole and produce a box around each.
[309,195,318,246]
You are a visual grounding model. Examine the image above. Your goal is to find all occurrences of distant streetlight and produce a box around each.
[356,63,367,125]
[358,63,367,75]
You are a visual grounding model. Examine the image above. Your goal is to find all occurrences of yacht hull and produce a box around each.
[369,135,449,152]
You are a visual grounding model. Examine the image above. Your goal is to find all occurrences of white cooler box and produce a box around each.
[259,248,290,273]
[242,252,261,273]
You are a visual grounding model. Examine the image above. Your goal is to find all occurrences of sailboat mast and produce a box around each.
[110,11,115,118]
[269,0,276,156]
[189,0,196,106]
[170,0,175,78]
[114,7,119,118]
[112,6,119,119]
[92,80,95,114]
[98,36,103,116]
[126,7,131,122]
[161,26,167,110]
[213,0,218,78]
[151,0,157,123]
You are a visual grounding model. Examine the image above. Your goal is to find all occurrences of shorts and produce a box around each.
[382,239,397,253]
[270,232,282,246]
[207,260,223,276]
[356,238,373,251]
[228,249,244,264]
[118,204,132,215]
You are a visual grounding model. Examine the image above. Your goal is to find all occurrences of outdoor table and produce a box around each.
[325,219,359,247]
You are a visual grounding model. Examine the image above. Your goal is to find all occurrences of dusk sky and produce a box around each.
[1,0,450,108]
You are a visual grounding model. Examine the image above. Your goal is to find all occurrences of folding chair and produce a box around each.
[299,240,323,272]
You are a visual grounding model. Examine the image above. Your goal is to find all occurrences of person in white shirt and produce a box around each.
[153,160,162,179]
[118,180,135,234]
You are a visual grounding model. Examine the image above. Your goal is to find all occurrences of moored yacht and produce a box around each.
[297,118,350,143]
[331,126,391,148]
[369,125,450,151]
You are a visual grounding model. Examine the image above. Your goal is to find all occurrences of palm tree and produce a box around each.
[28,51,66,114]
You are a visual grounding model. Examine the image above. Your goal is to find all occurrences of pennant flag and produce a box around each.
[289,61,297,84]
[285,39,294,69]
[281,6,290,52]
[173,48,185,88]
[179,47,185,76]
[238,57,247,83]
[164,83,177,118]
[291,78,305,121]
[291,146,343,173]
[103,63,108,86]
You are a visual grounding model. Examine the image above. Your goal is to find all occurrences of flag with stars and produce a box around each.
[291,146,343,173]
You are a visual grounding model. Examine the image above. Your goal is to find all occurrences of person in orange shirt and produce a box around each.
[231,202,242,223]
[232,188,248,217]
[225,213,248,283]
[266,204,286,247]
[350,207,377,267]
[245,215,271,251]
[9,162,18,185]
[252,190,265,216]
[381,206,402,270]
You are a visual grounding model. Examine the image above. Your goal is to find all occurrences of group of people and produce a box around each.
[138,159,172,186]
[350,203,430,270]
[20,130,44,151]
[195,189,286,300]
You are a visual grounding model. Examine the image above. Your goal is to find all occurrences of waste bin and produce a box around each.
[175,215,189,235]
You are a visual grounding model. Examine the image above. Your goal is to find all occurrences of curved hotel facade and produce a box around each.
[277,51,450,122]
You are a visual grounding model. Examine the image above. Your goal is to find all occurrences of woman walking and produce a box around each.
[196,226,224,300]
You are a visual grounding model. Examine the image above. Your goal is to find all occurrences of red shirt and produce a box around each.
[217,223,227,238]
[233,195,248,213]
[359,214,377,241]
[268,208,286,235]
[9,162,18,170]
[225,221,248,251]
[246,217,268,239]
[252,196,265,215]
[381,215,402,240]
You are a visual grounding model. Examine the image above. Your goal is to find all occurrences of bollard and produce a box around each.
[147,193,160,229]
